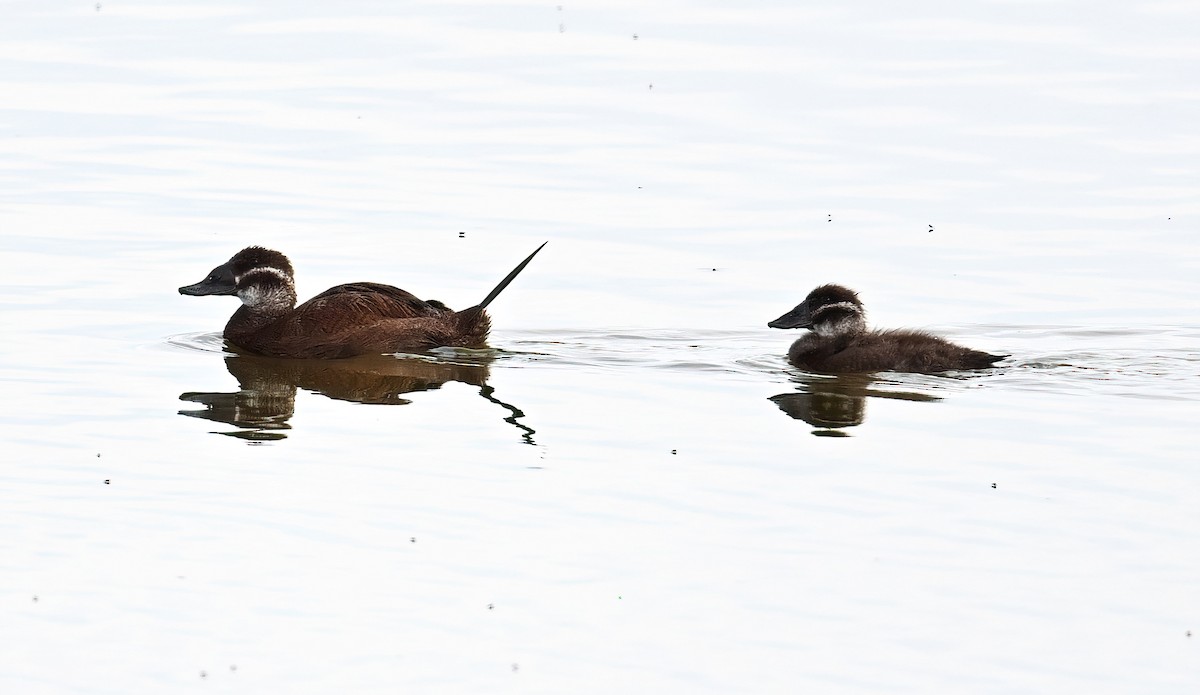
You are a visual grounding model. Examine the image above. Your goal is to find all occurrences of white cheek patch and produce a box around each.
[238,285,285,308]
[236,267,295,310]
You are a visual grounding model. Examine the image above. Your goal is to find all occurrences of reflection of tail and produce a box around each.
[479,384,537,445]
[456,242,548,333]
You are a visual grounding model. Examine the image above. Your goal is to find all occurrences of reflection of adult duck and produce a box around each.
[769,284,1006,373]
[769,374,941,436]
[179,353,535,443]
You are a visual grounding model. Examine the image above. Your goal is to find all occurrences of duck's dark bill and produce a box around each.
[179,263,237,296]
[768,306,812,329]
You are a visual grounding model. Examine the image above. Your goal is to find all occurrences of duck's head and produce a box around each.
[179,246,297,312]
[768,284,867,337]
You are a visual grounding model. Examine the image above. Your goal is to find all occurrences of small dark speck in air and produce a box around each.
[487,603,494,610]
[827,214,832,222]
[410,537,416,543]
[649,84,653,90]
[633,34,638,40]
[928,224,934,233]
[95,3,101,10]
[97,453,101,457]
[231,665,238,672]
[104,479,110,485]
[32,596,38,603]
[458,231,465,238]
[1186,630,1191,637]
[200,671,207,679]
[991,483,997,489]
[512,663,520,672]
[671,449,677,455]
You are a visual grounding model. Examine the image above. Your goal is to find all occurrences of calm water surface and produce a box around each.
[2,2,1198,693]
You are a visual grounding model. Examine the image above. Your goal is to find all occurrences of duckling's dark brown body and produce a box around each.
[770,284,1005,374]
[181,244,544,359]
[783,327,1003,373]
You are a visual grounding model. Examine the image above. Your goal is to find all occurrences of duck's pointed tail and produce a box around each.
[455,241,547,338]
[477,241,548,311]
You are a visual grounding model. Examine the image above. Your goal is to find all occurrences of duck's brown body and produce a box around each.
[770,284,1005,374]
[181,244,544,359]
[223,283,490,359]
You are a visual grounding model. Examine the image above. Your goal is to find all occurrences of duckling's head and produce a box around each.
[768,284,867,337]
[179,246,297,312]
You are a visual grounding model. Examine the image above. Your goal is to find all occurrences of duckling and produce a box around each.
[769,284,1005,373]
[180,242,546,359]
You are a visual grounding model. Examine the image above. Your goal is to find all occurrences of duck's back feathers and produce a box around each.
[222,282,488,359]
[303,283,448,326]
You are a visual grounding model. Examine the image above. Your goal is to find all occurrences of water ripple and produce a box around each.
[165,331,231,354]
[498,326,1200,401]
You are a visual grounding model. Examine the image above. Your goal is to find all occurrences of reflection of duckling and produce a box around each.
[769,373,942,434]
[769,284,1006,373]
[180,243,545,358]
[769,391,864,430]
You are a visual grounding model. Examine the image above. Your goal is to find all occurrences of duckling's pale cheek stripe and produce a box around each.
[816,301,860,315]
[811,302,866,338]
[814,318,859,338]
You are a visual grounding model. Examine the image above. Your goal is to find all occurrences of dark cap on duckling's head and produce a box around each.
[768,283,864,331]
[179,246,295,297]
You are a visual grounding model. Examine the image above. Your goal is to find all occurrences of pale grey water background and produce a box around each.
[2,1,1198,693]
